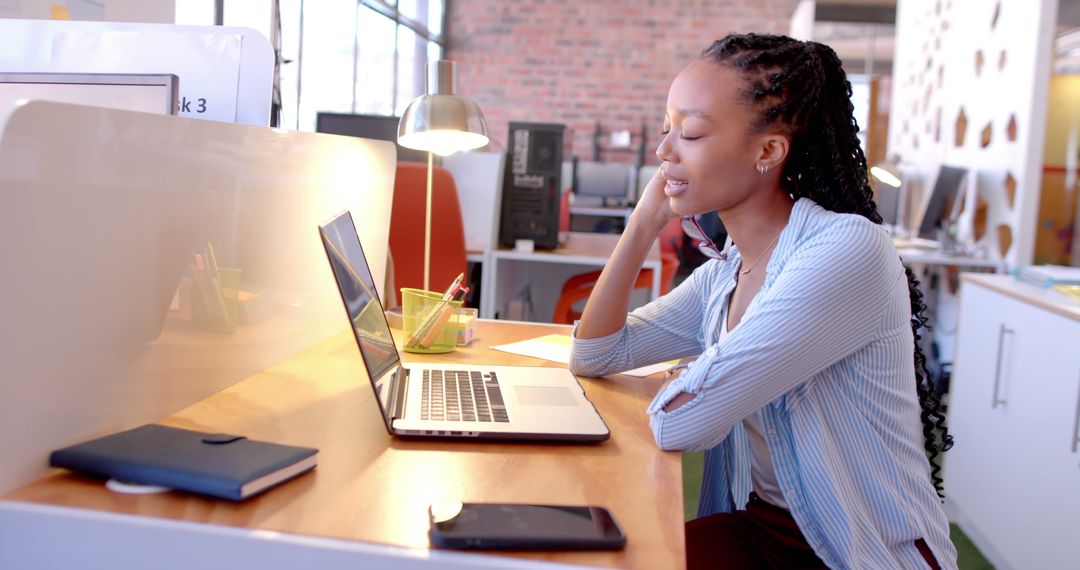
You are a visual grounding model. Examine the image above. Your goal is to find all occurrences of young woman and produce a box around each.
[570,34,955,569]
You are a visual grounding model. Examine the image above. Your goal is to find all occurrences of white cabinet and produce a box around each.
[947,275,1080,570]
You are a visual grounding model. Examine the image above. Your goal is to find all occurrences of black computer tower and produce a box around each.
[499,122,564,250]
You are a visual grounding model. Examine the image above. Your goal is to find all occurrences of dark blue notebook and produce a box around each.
[49,424,318,501]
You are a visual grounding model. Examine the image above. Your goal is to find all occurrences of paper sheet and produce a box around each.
[491,334,571,364]
[620,361,679,378]
[490,334,677,377]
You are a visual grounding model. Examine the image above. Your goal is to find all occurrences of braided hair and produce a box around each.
[702,33,954,497]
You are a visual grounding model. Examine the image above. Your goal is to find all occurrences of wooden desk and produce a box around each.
[481,233,662,321]
[3,320,683,569]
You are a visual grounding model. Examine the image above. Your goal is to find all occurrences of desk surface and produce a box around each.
[962,273,1080,322]
[5,320,684,569]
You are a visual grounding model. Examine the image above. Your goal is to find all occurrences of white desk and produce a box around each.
[568,205,632,219]
[896,248,1005,271]
[480,232,662,321]
[891,235,1004,271]
[568,206,632,233]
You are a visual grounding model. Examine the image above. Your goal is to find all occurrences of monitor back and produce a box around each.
[316,112,428,164]
[917,165,968,239]
[573,160,634,205]
[0,72,178,117]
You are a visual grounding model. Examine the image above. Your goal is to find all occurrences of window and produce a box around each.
[291,0,445,130]
[355,6,396,115]
[184,0,445,131]
[296,0,358,130]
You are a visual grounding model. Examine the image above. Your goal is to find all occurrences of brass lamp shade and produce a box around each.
[398,60,488,156]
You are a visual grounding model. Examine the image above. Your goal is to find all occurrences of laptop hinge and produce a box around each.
[389,366,408,421]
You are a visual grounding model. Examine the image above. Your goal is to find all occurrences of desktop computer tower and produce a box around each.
[499,121,564,250]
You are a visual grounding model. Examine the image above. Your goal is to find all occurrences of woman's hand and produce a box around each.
[657,356,698,412]
[631,164,678,233]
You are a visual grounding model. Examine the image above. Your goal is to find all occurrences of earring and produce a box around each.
[764,164,770,175]
[756,164,764,174]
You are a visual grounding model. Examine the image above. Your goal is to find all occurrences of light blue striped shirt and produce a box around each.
[570,198,957,569]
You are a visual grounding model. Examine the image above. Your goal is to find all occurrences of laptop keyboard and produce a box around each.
[420,369,508,423]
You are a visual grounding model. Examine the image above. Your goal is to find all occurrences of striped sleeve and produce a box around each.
[648,218,904,451]
[569,261,711,377]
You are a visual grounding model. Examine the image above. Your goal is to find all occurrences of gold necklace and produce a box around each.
[738,229,783,275]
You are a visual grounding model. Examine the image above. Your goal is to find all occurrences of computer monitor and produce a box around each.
[917,165,969,240]
[573,160,635,206]
[0,72,178,117]
[315,112,428,164]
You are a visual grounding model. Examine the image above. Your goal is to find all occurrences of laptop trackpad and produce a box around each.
[514,385,577,407]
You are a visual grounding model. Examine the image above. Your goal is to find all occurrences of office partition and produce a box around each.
[0,101,395,494]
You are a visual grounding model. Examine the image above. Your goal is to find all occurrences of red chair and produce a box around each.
[388,162,468,306]
[551,217,683,324]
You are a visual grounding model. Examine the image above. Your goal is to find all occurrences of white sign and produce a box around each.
[50,30,243,122]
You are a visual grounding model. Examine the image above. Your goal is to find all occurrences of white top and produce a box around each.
[719,306,788,510]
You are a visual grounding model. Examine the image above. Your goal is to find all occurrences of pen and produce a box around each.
[205,241,220,272]
[440,273,466,301]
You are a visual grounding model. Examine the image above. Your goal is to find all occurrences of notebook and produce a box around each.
[318,211,609,442]
[49,424,318,501]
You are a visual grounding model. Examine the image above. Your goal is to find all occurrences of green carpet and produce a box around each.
[682,452,994,568]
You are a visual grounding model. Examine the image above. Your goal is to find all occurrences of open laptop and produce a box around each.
[319,211,610,442]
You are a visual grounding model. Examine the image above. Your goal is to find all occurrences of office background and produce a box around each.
[2,2,1079,568]
[11,0,1071,268]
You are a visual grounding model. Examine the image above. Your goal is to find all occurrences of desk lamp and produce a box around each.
[397,59,488,290]
[869,163,902,189]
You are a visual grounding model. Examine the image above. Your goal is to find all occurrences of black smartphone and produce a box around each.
[428,502,627,550]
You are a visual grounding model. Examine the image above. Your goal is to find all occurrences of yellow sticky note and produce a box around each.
[536,334,572,346]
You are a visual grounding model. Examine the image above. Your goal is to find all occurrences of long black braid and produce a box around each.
[703,34,954,498]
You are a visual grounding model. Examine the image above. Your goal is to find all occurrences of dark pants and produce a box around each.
[685,493,941,570]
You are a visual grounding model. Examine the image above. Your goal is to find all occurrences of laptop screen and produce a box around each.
[319,211,400,422]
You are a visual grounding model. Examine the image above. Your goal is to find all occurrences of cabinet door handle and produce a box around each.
[991,324,1012,409]
[1072,369,1080,453]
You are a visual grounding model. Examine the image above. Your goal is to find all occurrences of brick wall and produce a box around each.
[446,0,799,166]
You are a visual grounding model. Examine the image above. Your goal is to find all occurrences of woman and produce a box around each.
[570,34,955,569]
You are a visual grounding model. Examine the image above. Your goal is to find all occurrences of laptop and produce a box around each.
[319,211,610,442]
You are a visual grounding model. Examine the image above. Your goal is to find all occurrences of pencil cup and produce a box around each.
[401,288,462,354]
[191,268,242,332]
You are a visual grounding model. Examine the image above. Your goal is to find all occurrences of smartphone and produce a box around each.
[428,502,627,550]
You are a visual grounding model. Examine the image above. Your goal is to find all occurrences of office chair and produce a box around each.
[551,217,683,324]
[388,162,469,306]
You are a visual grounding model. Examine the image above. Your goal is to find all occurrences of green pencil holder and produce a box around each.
[191,268,242,332]
[401,288,461,354]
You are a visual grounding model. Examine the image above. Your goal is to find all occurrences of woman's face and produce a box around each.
[657,60,773,216]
